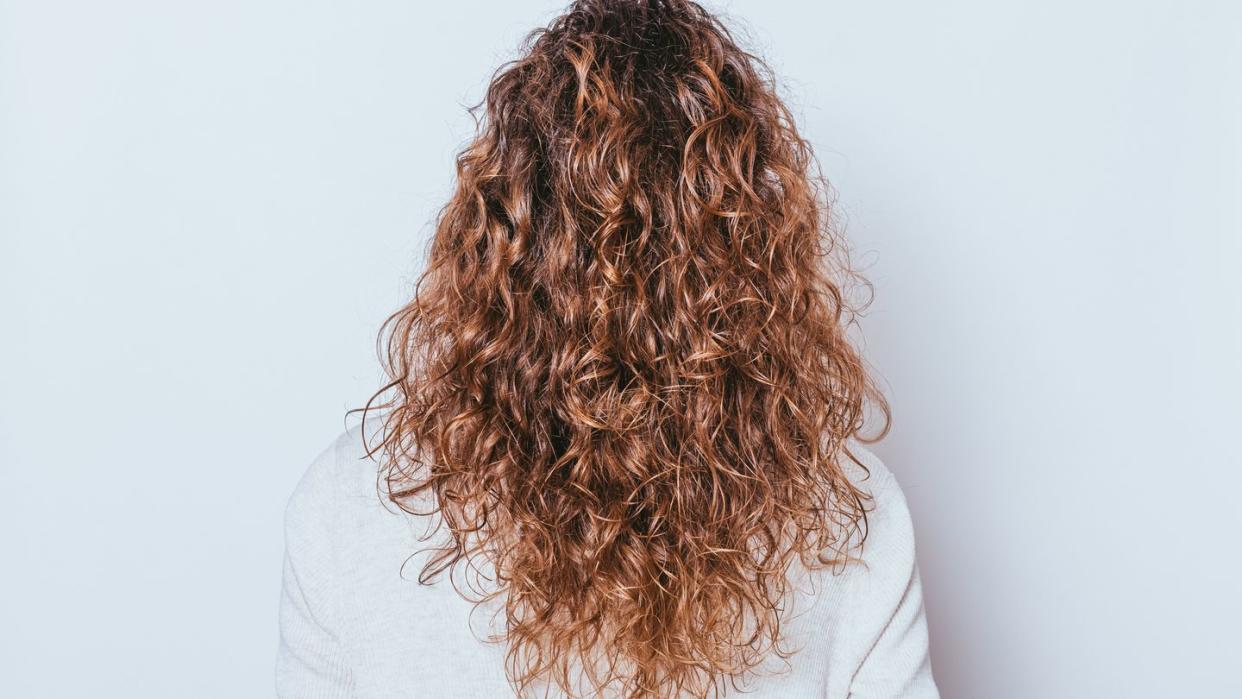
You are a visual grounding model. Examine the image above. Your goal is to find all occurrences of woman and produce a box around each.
[276,1,938,696]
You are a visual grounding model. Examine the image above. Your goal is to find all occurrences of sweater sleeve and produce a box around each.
[847,466,939,698]
[276,438,354,698]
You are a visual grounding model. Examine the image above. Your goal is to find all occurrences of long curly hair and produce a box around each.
[360,1,890,696]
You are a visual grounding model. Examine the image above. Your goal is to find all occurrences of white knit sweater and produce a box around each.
[276,424,938,698]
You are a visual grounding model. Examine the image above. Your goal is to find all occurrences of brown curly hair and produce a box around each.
[360,0,890,696]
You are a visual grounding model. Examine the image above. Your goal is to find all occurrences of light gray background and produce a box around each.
[2,1,1239,697]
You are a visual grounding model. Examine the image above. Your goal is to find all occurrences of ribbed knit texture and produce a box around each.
[276,423,938,698]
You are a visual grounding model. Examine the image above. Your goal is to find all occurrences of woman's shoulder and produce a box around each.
[827,442,937,696]
[840,439,897,497]
[835,440,922,573]
[283,416,395,534]
[809,441,929,586]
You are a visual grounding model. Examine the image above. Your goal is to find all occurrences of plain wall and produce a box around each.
[2,0,1239,696]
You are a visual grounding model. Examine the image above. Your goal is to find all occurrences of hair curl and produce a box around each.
[360,1,890,696]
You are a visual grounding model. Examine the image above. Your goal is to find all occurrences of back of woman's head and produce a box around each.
[365,0,889,696]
